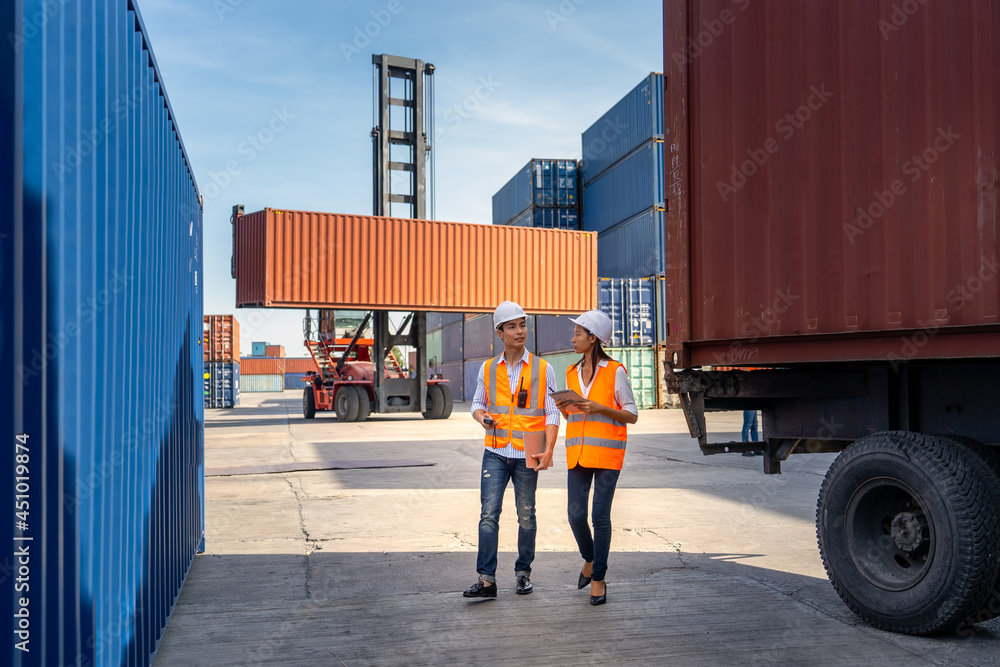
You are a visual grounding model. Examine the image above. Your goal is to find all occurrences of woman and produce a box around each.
[555,310,638,605]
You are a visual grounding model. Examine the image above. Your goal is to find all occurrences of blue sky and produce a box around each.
[139,0,663,357]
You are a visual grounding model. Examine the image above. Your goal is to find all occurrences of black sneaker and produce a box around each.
[463,580,496,598]
[515,575,533,595]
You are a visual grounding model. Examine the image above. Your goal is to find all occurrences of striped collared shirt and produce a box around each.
[471,349,560,459]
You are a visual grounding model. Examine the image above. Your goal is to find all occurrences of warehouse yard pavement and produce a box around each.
[154,393,1000,665]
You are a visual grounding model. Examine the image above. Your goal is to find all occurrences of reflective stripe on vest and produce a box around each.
[484,352,548,451]
[565,360,628,470]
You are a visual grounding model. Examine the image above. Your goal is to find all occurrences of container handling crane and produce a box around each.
[231,55,597,422]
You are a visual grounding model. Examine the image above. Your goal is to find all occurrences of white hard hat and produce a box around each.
[493,301,527,329]
[569,309,613,345]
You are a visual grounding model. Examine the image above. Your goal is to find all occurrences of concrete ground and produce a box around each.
[154,392,1000,666]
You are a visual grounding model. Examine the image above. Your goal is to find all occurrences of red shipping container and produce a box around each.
[204,315,240,362]
[240,357,285,375]
[233,209,598,313]
[265,344,285,358]
[284,358,319,374]
[664,0,1000,366]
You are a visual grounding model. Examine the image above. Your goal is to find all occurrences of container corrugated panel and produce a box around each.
[251,342,267,356]
[234,209,598,314]
[465,358,491,400]
[583,140,665,234]
[607,347,659,409]
[582,73,664,185]
[284,358,320,374]
[507,207,580,230]
[540,352,583,390]
[597,209,666,279]
[665,0,1000,366]
[241,375,286,393]
[441,321,464,363]
[535,315,575,354]
[203,315,240,362]
[205,363,240,409]
[240,357,285,375]
[464,314,496,359]
[599,278,658,346]
[265,345,285,358]
[492,159,580,226]
[427,330,444,367]
[427,311,465,331]
[4,2,204,665]
[284,372,311,390]
[437,361,465,401]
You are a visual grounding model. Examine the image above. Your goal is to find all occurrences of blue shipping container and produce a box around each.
[582,73,664,185]
[583,140,665,234]
[284,372,312,390]
[597,209,666,279]
[465,358,492,402]
[508,206,580,230]
[598,278,659,346]
[437,361,465,402]
[251,341,267,356]
[442,321,464,363]
[464,314,496,359]
[205,362,241,408]
[427,311,464,332]
[535,315,576,354]
[3,2,205,665]
[492,159,580,226]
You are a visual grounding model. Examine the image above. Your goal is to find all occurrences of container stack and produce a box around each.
[284,358,320,390]
[581,73,665,279]
[492,159,581,229]
[426,312,465,400]
[204,315,241,408]
[240,354,286,392]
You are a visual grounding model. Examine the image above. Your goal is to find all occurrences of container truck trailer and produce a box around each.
[663,0,1000,634]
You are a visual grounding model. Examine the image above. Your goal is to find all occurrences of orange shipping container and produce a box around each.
[204,314,240,362]
[233,209,598,313]
[265,344,285,358]
[284,357,319,374]
[240,357,285,375]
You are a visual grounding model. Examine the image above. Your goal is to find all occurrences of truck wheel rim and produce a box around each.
[844,476,934,592]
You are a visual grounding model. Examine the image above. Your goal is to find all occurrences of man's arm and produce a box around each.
[532,364,561,470]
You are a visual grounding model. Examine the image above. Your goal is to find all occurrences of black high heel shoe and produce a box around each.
[590,581,607,605]
[578,571,592,589]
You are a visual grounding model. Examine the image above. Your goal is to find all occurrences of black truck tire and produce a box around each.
[935,435,1000,628]
[437,383,454,420]
[422,384,445,420]
[353,385,371,422]
[335,386,360,422]
[303,387,316,419]
[816,431,1000,635]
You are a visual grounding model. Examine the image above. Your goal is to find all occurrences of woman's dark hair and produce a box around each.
[580,327,612,370]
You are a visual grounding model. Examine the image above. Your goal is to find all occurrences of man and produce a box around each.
[463,301,560,598]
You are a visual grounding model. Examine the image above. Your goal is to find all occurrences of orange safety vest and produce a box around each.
[483,352,548,451]
[565,360,628,470]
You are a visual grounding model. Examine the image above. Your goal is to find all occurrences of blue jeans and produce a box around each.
[476,449,538,583]
[742,410,759,442]
[567,465,620,582]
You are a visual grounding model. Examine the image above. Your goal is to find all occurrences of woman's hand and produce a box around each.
[575,399,604,416]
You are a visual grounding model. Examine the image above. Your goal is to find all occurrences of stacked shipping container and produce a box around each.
[492,159,581,229]
[284,357,320,390]
[581,73,666,279]
[204,315,241,408]
[4,1,204,664]
[240,356,286,392]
